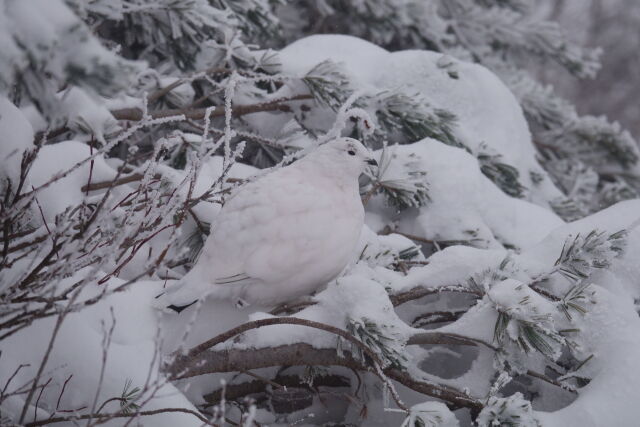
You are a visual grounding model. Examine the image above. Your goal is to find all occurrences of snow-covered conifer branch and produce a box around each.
[2,2,640,425]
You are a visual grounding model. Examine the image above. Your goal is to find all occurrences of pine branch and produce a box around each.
[345,317,408,369]
[477,143,526,198]
[553,229,626,282]
[371,91,459,146]
[366,147,431,210]
[301,60,352,109]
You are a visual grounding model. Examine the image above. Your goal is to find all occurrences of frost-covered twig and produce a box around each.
[80,173,156,193]
[86,307,117,424]
[18,290,81,423]
[23,407,217,427]
[110,94,312,122]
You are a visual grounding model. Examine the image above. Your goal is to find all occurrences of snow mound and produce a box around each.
[59,87,119,143]
[370,139,563,249]
[278,34,563,206]
[28,141,118,222]
[279,34,387,85]
[519,201,640,426]
[0,96,34,192]
[0,275,202,426]
[374,50,562,205]
[535,284,640,427]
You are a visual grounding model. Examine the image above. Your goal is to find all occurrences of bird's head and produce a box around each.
[312,137,378,177]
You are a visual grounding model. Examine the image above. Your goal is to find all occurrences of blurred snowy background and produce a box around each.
[536,0,640,140]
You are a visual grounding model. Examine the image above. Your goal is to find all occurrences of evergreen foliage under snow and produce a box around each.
[1,1,640,426]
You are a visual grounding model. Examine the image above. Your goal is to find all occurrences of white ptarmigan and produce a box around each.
[160,137,377,311]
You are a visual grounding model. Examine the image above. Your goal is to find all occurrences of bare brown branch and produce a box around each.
[166,342,482,412]
[81,173,148,193]
[390,285,481,306]
[24,407,217,426]
[111,95,312,122]
[202,374,350,406]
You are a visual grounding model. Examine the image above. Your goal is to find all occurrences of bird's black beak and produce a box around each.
[366,158,378,167]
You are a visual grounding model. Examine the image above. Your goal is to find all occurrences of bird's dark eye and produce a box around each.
[347,150,356,156]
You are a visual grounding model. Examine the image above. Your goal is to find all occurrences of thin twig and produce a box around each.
[390,285,481,306]
[19,308,71,423]
[86,142,95,196]
[95,397,127,415]
[526,369,577,394]
[86,308,117,425]
[24,407,217,426]
[1,363,30,402]
[81,173,150,193]
[5,234,48,255]
[111,95,312,122]
[2,227,38,241]
[30,187,55,257]
[361,182,381,206]
[33,378,52,422]
[53,375,73,414]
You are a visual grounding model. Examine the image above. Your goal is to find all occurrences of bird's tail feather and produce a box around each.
[151,267,210,312]
[166,300,198,313]
[158,299,267,353]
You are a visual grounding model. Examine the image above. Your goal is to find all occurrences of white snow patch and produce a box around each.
[372,140,564,249]
[0,96,34,192]
[28,141,118,222]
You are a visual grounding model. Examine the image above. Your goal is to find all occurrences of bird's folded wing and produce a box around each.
[204,166,352,284]
[214,273,257,285]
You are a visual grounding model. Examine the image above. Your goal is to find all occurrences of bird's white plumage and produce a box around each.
[161,137,376,307]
